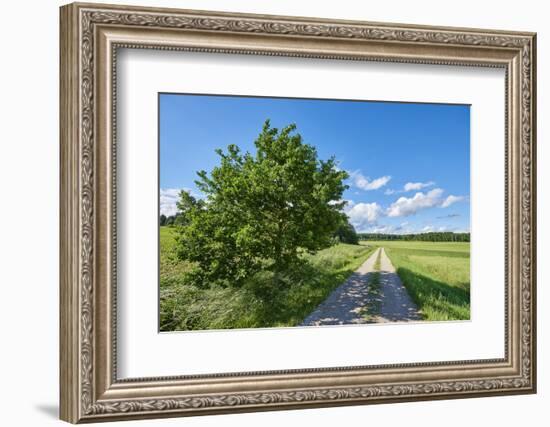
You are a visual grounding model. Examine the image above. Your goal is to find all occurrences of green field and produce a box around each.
[160,226,376,331]
[363,240,470,321]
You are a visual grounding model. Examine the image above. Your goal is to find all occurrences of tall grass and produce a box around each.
[367,241,470,321]
[160,227,376,331]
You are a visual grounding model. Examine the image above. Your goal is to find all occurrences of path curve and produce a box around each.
[300,247,421,326]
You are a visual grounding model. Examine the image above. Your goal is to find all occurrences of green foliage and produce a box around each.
[368,241,470,321]
[359,232,470,242]
[334,216,359,245]
[175,120,349,289]
[159,214,167,226]
[160,226,375,331]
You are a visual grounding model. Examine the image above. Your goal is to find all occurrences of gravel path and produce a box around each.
[369,248,422,323]
[300,247,421,326]
[300,248,381,326]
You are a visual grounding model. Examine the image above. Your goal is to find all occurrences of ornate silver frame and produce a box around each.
[60,2,536,423]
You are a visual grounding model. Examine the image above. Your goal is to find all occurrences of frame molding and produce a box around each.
[60,2,536,423]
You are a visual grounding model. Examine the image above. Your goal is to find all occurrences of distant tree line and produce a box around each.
[159,213,182,226]
[359,232,470,242]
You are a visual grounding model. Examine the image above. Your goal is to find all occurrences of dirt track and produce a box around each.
[300,247,421,326]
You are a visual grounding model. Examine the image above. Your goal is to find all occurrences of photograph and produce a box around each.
[159,94,471,331]
[56,3,536,422]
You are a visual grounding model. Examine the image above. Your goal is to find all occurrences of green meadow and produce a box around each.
[364,240,470,321]
[160,226,376,331]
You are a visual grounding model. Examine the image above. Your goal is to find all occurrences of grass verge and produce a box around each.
[160,226,376,331]
[365,241,470,321]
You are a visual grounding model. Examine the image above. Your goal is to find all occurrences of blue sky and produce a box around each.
[160,93,470,234]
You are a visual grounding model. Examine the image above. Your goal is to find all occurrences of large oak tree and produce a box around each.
[175,121,349,288]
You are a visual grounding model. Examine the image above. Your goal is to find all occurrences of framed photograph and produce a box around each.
[60,2,537,423]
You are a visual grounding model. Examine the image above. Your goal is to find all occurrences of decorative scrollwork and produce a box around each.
[77,7,534,417]
[86,377,530,415]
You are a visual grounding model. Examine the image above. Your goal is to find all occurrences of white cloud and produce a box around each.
[421,225,449,232]
[359,222,417,234]
[350,171,391,191]
[441,195,464,208]
[362,224,399,234]
[386,188,444,217]
[160,188,202,216]
[403,181,435,192]
[346,202,383,230]
[454,228,471,233]
[160,188,180,216]
[384,181,434,195]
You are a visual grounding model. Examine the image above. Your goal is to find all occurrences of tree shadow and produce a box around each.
[372,271,423,321]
